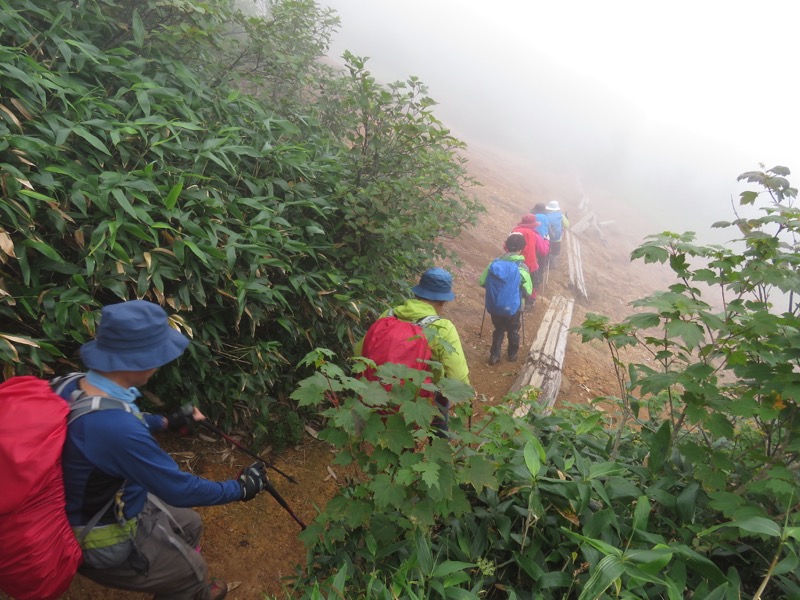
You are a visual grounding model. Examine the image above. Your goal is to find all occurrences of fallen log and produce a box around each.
[570,211,596,235]
[566,230,588,299]
[510,295,575,418]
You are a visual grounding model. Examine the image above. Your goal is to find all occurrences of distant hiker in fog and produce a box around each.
[545,200,569,269]
[512,214,549,309]
[355,267,471,432]
[479,233,533,365]
[531,202,553,291]
[532,202,551,240]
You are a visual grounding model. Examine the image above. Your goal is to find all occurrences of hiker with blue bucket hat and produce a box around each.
[356,268,472,432]
[54,299,268,600]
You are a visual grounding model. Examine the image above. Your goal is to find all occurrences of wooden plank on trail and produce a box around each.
[570,211,595,235]
[510,295,575,418]
[566,230,588,299]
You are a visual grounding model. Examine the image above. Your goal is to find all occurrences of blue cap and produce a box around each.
[80,300,190,372]
[411,268,456,302]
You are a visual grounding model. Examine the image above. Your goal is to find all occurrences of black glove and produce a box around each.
[166,408,194,434]
[238,462,268,501]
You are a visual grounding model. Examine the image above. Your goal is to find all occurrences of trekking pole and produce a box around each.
[260,477,307,531]
[543,259,550,293]
[195,417,307,530]
[479,308,486,338]
[521,306,526,347]
[192,415,299,484]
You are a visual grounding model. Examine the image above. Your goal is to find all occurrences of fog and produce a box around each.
[317,0,799,238]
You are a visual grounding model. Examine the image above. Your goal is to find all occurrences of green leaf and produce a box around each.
[462,454,497,493]
[676,482,699,524]
[728,516,782,537]
[416,529,433,574]
[72,125,110,155]
[588,462,625,479]
[578,555,625,600]
[164,179,183,210]
[398,396,437,428]
[632,495,651,531]
[183,240,209,265]
[111,188,138,220]
[371,474,406,509]
[412,460,441,490]
[431,561,475,578]
[136,89,151,117]
[523,440,542,477]
[132,9,144,47]
[625,547,673,573]
[331,563,348,596]
[561,529,622,558]
[575,412,604,435]
[648,420,671,473]
[664,319,704,349]
[20,239,63,262]
[625,312,661,329]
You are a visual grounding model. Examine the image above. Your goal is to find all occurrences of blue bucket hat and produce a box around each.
[80,300,190,372]
[411,268,456,302]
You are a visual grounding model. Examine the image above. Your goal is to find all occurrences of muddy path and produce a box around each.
[63,143,674,599]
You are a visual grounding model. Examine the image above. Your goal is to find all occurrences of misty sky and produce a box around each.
[319,0,799,233]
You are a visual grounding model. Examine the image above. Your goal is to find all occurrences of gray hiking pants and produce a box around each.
[79,496,210,600]
[490,310,522,360]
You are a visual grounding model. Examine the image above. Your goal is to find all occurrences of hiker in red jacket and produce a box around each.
[512,214,550,308]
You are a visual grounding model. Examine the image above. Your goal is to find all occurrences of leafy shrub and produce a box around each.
[290,168,800,599]
[0,0,482,428]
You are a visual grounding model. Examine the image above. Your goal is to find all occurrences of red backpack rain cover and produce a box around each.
[0,376,83,600]
[360,316,437,407]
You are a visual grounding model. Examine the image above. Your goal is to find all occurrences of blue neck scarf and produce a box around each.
[86,370,142,414]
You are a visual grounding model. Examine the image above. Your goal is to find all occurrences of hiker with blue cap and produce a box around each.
[54,300,267,600]
[355,268,471,431]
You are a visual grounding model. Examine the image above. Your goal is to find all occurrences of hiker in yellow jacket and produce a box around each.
[355,268,471,432]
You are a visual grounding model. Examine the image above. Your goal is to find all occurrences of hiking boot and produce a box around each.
[508,352,518,362]
[207,579,228,600]
[488,354,500,366]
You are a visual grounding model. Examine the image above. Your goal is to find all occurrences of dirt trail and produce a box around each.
[62,143,674,599]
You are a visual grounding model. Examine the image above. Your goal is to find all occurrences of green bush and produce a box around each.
[290,168,800,599]
[0,0,482,428]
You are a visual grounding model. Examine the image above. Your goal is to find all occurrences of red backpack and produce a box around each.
[0,376,83,600]
[360,311,444,408]
[0,375,132,599]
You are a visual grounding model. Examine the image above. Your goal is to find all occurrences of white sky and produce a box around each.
[320,0,799,230]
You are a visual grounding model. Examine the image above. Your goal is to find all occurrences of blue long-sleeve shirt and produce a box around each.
[58,376,241,525]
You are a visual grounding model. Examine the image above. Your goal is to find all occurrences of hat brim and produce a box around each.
[80,327,190,372]
[411,285,455,302]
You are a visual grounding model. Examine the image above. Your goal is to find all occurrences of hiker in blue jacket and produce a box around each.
[545,200,569,270]
[56,300,269,600]
[479,233,534,365]
[531,202,553,290]
[532,202,551,241]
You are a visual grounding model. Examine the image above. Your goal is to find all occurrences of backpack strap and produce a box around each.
[384,309,440,328]
[52,373,134,542]
[52,372,137,425]
[67,394,133,425]
[50,372,85,397]
[417,315,441,327]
